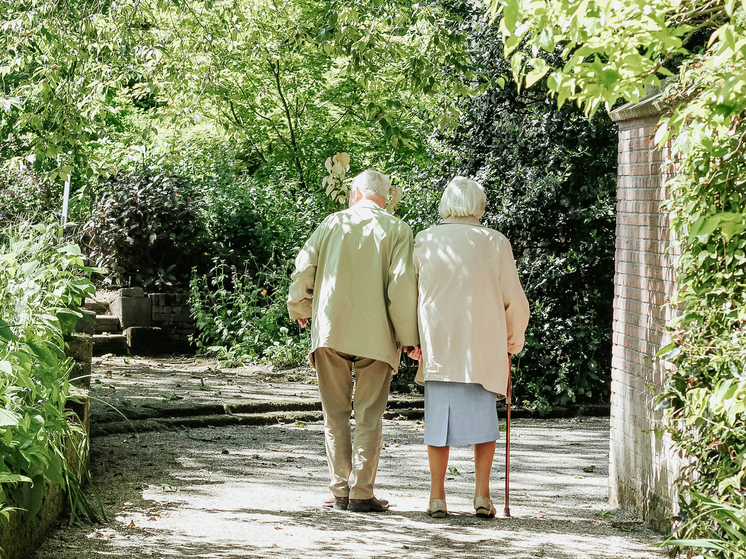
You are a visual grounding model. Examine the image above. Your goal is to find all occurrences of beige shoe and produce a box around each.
[474,496,496,519]
[427,499,448,518]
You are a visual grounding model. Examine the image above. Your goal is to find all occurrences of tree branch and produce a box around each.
[269,58,308,192]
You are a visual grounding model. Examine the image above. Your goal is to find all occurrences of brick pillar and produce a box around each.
[609,97,681,529]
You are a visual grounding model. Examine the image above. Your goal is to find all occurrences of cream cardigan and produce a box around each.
[413,216,530,396]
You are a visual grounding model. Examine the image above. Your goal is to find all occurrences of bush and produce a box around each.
[0,168,62,225]
[424,10,618,410]
[0,222,100,523]
[189,259,309,369]
[82,171,201,288]
[194,176,326,270]
[657,58,746,554]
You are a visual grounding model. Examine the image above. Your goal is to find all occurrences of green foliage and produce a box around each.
[397,4,618,409]
[486,0,727,115]
[81,171,200,288]
[485,0,746,551]
[150,0,476,187]
[461,89,617,410]
[0,0,162,178]
[656,42,746,553]
[0,223,100,524]
[662,494,746,557]
[189,259,309,369]
[0,168,61,224]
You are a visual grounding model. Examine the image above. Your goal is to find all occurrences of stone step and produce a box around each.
[75,309,97,335]
[95,315,121,333]
[92,333,128,356]
[84,299,108,313]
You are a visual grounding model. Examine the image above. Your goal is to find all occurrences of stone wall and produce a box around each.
[149,292,195,347]
[608,96,681,529]
[108,288,195,354]
[0,332,92,559]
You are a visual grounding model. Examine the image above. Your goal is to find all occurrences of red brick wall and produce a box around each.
[608,112,680,529]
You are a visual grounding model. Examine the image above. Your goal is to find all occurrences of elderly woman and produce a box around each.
[411,176,530,519]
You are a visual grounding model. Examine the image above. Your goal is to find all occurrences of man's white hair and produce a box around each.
[351,170,390,199]
[438,176,487,220]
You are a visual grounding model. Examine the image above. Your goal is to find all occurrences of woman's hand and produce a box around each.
[404,345,423,363]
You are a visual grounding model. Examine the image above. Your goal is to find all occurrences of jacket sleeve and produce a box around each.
[387,224,419,346]
[287,225,322,321]
[499,236,530,355]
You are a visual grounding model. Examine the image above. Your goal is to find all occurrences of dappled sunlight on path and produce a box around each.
[36,417,664,559]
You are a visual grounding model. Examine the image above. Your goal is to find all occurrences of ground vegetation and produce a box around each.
[0,223,99,525]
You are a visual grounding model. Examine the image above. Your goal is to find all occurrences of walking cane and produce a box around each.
[503,354,512,518]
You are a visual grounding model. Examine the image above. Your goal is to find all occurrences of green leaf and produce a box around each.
[9,475,46,520]
[0,409,20,427]
[525,58,550,88]
[0,473,32,484]
[0,320,17,342]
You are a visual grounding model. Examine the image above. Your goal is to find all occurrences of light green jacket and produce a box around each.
[287,199,419,370]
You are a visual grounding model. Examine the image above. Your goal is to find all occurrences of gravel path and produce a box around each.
[33,356,667,559]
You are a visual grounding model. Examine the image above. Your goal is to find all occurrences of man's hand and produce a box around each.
[404,345,422,363]
[297,318,308,328]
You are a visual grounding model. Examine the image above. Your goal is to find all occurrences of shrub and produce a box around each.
[0,168,62,225]
[397,80,617,409]
[657,56,746,554]
[189,259,309,369]
[0,222,100,523]
[81,171,201,288]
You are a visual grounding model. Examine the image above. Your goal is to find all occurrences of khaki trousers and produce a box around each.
[312,347,393,500]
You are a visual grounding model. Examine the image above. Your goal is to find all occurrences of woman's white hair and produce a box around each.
[438,176,486,219]
[351,170,390,199]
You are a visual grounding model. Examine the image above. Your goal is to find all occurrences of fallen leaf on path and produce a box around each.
[128,520,136,528]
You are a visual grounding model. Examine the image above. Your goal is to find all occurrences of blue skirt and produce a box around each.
[424,381,500,447]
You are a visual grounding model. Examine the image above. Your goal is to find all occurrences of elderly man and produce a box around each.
[287,169,419,513]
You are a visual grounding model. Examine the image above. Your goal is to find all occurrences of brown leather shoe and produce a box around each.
[322,494,349,510]
[348,497,389,512]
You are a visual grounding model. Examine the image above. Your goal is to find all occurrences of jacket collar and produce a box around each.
[442,216,482,226]
[353,199,385,211]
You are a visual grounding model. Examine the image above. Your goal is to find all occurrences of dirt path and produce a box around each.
[34,356,667,559]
